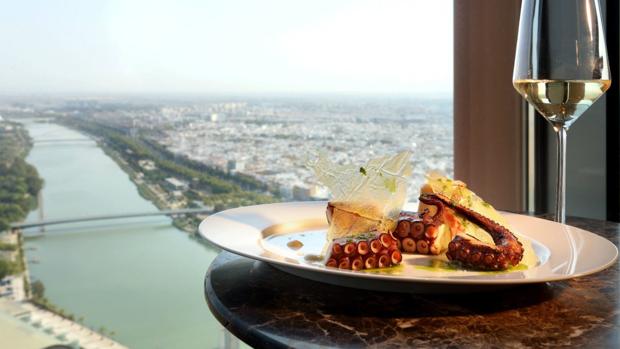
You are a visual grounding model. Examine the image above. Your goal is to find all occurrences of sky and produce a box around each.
[0,0,453,96]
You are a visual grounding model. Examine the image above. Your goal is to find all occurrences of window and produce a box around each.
[0,1,454,348]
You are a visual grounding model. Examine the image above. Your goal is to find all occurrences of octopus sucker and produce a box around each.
[416,240,429,254]
[411,222,425,238]
[338,257,351,269]
[351,257,364,271]
[357,241,370,255]
[326,258,338,268]
[469,252,482,263]
[402,237,416,253]
[396,221,410,238]
[364,255,377,269]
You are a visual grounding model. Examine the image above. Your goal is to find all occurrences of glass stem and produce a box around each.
[555,126,567,223]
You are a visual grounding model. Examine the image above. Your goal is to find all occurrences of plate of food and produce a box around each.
[199,152,617,293]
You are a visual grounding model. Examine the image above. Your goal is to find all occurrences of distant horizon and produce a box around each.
[0,0,453,96]
[0,90,452,100]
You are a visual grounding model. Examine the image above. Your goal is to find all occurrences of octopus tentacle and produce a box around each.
[392,197,446,255]
[324,233,402,270]
[420,193,524,270]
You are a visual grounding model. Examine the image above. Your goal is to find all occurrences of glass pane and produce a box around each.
[0,1,453,348]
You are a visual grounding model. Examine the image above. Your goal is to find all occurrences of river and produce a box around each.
[21,121,229,349]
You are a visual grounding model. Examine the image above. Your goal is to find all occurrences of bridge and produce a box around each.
[33,138,93,144]
[11,208,213,230]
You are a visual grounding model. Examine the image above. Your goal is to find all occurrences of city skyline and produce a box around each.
[0,0,453,96]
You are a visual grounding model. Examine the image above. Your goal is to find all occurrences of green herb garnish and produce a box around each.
[384,178,397,193]
[359,167,367,176]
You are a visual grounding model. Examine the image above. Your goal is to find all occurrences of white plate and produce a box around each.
[199,201,618,293]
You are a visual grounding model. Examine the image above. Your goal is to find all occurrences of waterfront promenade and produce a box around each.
[0,232,26,302]
[1,229,128,349]
[1,298,128,349]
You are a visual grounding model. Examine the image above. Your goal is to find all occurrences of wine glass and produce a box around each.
[513,0,611,223]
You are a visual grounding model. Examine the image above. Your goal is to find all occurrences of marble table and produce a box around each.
[204,217,619,348]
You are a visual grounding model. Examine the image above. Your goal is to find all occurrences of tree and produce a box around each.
[0,204,25,223]
[31,280,45,299]
[0,219,9,232]
[0,259,17,279]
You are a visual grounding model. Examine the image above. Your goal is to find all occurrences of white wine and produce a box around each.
[513,79,611,128]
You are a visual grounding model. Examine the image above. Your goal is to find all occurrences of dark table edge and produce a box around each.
[204,261,293,349]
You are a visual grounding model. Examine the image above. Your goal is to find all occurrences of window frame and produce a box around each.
[606,0,619,222]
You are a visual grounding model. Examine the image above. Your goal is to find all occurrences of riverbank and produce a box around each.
[0,121,42,234]
[96,138,208,233]
[56,117,279,234]
[0,121,40,300]
[0,120,126,349]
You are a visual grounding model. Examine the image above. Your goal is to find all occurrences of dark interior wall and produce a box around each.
[453,0,526,212]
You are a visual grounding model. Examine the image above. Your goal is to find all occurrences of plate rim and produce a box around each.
[199,201,619,285]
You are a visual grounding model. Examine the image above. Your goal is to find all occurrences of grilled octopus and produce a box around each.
[395,193,524,271]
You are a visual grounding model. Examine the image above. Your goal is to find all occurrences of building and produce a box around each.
[138,159,157,171]
[292,185,311,201]
[163,177,189,191]
[227,160,245,174]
